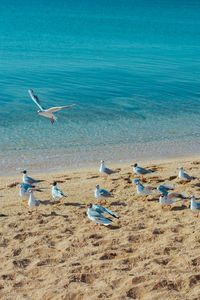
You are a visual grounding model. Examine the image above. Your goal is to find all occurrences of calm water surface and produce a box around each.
[0,0,200,173]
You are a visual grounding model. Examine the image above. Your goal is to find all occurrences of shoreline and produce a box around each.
[1,151,200,177]
[1,135,200,176]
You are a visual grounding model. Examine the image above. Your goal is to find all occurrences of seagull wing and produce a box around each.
[45,104,76,113]
[168,192,188,199]
[183,172,193,180]
[137,167,152,174]
[159,184,174,190]
[99,189,111,197]
[28,89,45,111]
[93,204,119,219]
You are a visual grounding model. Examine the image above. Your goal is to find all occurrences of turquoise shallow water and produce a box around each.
[0,0,200,173]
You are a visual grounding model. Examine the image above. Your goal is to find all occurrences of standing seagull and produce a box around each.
[178,167,195,181]
[28,189,41,214]
[87,203,118,226]
[190,195,200,217]
[22,170,43,185]
[28,89,76,124]
[99,160,118,178]
[159,192,188,209]
[132,163,153,175]
[132,178,153,200]
[18,183,35,201]
[94,184,112,199]
[51,181,67,202]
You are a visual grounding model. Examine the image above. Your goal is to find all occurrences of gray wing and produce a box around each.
[183,172,193,180]
[99,189,112,197]
[93,204,119,219]
[159,184,174,190]
[87,208,113,225]
[28,89,45,111]
[157,185,169,196]
[137,167,152,174]
[45,104,76,113]
[168,192,188,199]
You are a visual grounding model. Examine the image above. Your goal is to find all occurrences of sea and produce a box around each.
[0,0,200,174]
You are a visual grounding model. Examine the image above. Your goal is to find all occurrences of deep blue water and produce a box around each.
[0,0,200,172]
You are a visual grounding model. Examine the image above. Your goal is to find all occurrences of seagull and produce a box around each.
[22,170,43,185]
[99,160,118,178]
[94,184,112,202]
[18,183,36,201]
[159,194,181,209]
[159,192,188,209]
[157,184,174,196]
[28,189,41,214]
[157,187,188,199]
[132,163,153,175]
[190,195,200,217]
[51,181,67,201]
[92,204,119,219]
[87,203,118,226]
[132,178,154,200]
[28,89,76,124]
[178,167,195,181]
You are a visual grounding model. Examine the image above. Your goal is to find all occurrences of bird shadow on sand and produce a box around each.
[147,197,158,202]
[192,183,200,188]
[40,200,60,205]
[110,201,127,207]
[41,211,68,218]
[63,202,84,207]
[107,224,121,230]
[0,214,8,217]
[171,205,188,211]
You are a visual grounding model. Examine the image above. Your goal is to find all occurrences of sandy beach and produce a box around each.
[1,156,200,299]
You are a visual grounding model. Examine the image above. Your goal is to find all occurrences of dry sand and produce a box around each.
[1,156,200,299]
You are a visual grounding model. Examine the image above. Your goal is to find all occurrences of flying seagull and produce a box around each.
[28,89,76,124]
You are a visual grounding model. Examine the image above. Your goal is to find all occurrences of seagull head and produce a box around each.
[21,170,27,174]
[96,184,100,189]
[100,160,104,164]
[88,203,93,208]
[133,178,140,184]
[131,163,138,167]
[51,181,57,186]
[179,167,183,171]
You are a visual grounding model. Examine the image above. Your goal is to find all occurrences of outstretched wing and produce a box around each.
[46,104,76,113]
[28,90,45,111]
